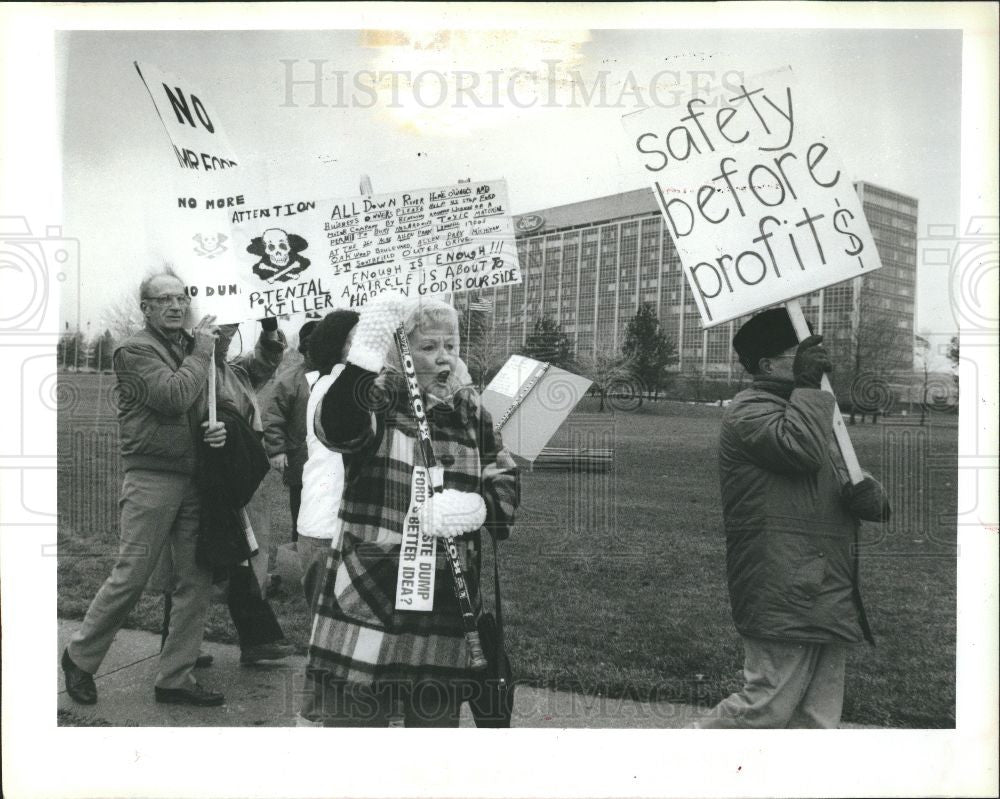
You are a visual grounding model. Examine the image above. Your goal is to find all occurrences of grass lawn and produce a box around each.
[57,375,958,727]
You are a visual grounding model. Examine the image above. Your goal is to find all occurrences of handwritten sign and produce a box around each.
[228,179,522,318]
[134,66,521,322]
[622,67,881,326]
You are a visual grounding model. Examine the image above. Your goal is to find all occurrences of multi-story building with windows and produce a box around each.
[464,182,918,378]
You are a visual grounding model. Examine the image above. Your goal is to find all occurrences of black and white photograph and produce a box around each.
[1,3,997,798]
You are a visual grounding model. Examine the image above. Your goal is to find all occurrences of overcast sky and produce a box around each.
[60,27,962,350]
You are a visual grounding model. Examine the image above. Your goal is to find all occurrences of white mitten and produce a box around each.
[418,489,487,539]
[346,294,408,373]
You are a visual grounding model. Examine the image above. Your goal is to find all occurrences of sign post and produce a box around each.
[623,66,880,484]
[785,298,863,482]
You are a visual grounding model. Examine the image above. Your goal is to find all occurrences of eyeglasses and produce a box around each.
[144,294,191,307]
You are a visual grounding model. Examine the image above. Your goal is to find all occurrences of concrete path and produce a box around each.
[58,620,878,728]
[57,620,706,728]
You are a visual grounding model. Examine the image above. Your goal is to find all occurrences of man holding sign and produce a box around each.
[62,271,228,707]
[695,309,890,729]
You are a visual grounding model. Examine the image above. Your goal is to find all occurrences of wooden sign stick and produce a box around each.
[207,340,217,425]
[785,298,864,484]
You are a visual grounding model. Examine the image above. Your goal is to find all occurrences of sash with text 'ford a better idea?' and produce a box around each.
[395,465,436,611]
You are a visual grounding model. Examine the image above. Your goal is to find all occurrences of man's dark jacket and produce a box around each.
[720,383,888,645]
[195,399,270,569]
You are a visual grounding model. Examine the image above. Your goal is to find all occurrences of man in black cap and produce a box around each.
[696,307,889,728]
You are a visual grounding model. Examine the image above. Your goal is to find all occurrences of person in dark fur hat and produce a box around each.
[696,307,890,728]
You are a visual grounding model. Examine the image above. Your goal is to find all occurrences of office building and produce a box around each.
[463,182,918,378]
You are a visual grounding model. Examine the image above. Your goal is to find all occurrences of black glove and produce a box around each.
[793,334,832,388]
[261,317,278,332]
[841,477,891,523]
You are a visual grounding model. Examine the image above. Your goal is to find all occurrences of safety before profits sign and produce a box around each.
[622,66,882,326]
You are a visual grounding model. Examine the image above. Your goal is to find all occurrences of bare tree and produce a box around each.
[914,334,931,425]
[948,335,959,393]
[99,290,144,343]
[829,291,911,424]
[575,350,633,412]
[460,307,511,390]
[58,330,85,371]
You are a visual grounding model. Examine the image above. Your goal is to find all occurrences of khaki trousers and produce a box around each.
[696,636,848,729]
[68,470,211,689]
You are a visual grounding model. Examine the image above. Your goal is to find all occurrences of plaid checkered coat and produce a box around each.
[307,371,519,686]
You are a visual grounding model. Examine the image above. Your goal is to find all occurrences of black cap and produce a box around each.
[297,321,319,354]
[732,308,809,373]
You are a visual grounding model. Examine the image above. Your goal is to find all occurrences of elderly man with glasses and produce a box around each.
[61,270,277,707]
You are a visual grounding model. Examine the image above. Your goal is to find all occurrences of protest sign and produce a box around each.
[135,64,521,323]
[622,66,882,327]
[135,60,255,322]
[134,61,239,172]
[138,155,253,323]
[227,179,522,318]
[144,173,522,323]
[481,354,593,462]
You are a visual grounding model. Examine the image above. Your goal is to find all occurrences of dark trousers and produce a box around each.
[289,484,302,543]
[226,565,285,648]
[161,564,285,652]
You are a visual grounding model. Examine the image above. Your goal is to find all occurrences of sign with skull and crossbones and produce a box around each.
[247,228,312,283]
[192,231,229,259]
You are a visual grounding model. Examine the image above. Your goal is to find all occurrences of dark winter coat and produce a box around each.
[719,381,887,645]
[195,399,270,570]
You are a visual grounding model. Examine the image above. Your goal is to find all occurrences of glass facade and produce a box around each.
[459,182,918,376]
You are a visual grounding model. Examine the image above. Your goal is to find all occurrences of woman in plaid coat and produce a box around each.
[303,296,520,727]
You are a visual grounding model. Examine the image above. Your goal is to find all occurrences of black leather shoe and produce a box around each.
[61,648,97,705]
[154,683,225,707]
[240,641,295,665]
[195,653,214,668]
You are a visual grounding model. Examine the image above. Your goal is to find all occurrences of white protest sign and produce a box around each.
[622,66,882,327]
[134,60,252,322]
[134,62,521,322]
[140,160,256,323]
[488,354,543,398]
[227,178,522,318]
[134,61,239,172]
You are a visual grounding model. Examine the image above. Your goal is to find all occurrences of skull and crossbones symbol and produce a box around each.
[192,232,229,259]
[247,228,311,283]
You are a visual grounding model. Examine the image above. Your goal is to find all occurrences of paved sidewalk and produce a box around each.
[57,620,706,728]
